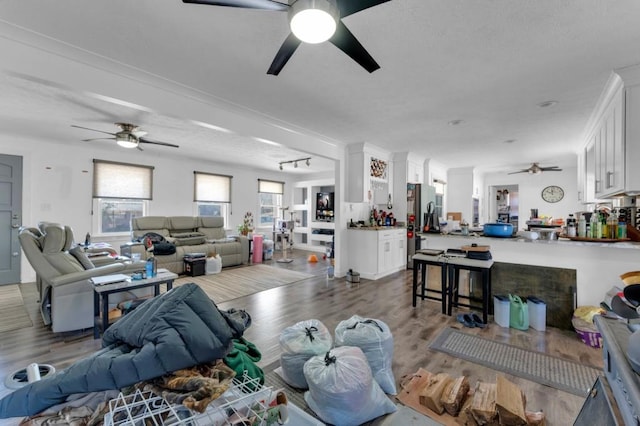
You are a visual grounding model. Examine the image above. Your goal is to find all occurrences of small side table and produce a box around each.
[91,269,178,339]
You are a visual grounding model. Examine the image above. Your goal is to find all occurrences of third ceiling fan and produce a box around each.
[508,162,562,175]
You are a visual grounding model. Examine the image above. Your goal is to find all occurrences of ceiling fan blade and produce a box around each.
[182,0,288,11]
[507,170,528,175]
[71,125,116,136]
[267,33,302,75]
[82,137,116,142]
[329,21,380,73]
[337,0,390,18]
[540,166,562,171]
[139,137,180,148]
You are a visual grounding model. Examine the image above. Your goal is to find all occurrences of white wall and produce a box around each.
[1,137,297,282]
[482,166,582,229]
[447,167,474,223]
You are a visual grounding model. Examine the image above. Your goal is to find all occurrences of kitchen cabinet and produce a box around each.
[348,228,406,280]
[407,159,424,184]
[582,64,640,199]
[347,143,392,204]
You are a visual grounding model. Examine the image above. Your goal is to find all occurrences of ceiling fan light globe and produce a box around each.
[116,133,139,149]
[290,0,338,44]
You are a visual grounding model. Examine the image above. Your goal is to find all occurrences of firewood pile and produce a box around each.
[398,368,546,426]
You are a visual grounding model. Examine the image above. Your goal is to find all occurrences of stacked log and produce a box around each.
[412,371,546,426]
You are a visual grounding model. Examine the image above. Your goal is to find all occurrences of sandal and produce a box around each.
[471,313,486,328]
[456,313,475,328]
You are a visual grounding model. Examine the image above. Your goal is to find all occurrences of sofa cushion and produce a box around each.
[131,217,170,240]
[168,216,198,234]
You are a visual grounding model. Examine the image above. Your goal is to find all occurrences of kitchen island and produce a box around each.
[420,232,640,308]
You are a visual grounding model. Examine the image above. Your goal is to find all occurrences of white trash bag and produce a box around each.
[205,254,222,275]
[335,315,396,394]
[303,346,397,426]
[279,319,332,389]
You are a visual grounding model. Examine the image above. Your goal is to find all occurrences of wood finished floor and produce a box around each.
[0,250,603,425]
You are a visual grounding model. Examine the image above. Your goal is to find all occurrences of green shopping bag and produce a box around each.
[509,294,529,330]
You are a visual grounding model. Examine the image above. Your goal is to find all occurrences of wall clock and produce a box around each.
[541,185,564,203]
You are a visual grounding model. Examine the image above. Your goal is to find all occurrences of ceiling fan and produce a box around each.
[182,0,390,75]
[71,123,179,150]
[508,162,562,175]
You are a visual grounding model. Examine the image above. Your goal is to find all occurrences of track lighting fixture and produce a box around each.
[278,157,311,170]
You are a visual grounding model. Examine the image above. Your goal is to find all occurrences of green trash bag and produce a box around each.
[509,294,529,330]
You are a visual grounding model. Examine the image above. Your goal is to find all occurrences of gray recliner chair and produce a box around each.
[19,223,146,333]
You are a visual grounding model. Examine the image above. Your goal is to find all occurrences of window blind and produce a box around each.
[258,179,284,194]
[194,171,232,202]
[92,160,154,200]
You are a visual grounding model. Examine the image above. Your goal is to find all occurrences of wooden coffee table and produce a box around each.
[91,269,178,339]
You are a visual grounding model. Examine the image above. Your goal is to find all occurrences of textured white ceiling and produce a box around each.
[1,0,640,174]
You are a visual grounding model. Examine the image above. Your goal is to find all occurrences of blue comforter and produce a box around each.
[0,283,250,417]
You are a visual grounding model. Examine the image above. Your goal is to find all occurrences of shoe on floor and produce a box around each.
[456,313,475,328]
[471,313,486,328]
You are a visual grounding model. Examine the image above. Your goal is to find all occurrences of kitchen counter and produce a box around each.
[428,231,640,250]
[420,233,640,307]
[348,225,405,231]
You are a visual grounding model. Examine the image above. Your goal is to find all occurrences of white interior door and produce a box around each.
[0,154,22,285]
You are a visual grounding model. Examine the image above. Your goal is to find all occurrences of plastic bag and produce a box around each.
[303,346,397,426]
[279,319,332,389]
[509,294,529,330]
[334,315,396,394]
[206,254,222,275]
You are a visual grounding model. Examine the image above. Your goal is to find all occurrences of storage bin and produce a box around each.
[184,258,206,277]
[528,296,546,331]
[263,240,274,260]
[493,295,510,328]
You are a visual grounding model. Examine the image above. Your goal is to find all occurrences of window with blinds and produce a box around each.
[194,172,232,225]
[258,179,283,227]
[92,160,154,235]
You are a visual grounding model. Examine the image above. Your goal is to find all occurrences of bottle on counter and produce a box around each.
[595,213,603,239]
[618,216,628,239]
[578,214,587,238]
[601,213,608,239]
[567,221,577,238]
[590,212,598,238]
[607,210,618,239]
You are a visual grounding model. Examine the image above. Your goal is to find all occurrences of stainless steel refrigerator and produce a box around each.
[407,184,435,268]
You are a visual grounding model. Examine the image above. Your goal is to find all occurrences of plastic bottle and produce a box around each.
[595,213,603,239]
[578,214,587,238]
[601,213,608,238]
[589,213,598,238]
[618,216,628,239]
[607,210,618,239]
[145,257,156,278]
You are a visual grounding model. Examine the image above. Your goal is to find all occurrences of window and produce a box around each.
[258,179,283,228]
[194,171,232,225]
[92,160,153,235]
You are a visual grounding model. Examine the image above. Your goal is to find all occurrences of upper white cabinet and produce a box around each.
[347,143,392,204]
[581,64,640,199]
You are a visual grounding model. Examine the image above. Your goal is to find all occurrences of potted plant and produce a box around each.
[237,212,254,236]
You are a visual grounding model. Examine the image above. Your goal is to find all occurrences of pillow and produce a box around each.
[69,246,95,270]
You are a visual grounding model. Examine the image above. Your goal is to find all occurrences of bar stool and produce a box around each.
[445,256,494,325]
[412,253,448,314]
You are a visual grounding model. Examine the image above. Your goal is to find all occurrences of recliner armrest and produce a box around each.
[49,263,126,287]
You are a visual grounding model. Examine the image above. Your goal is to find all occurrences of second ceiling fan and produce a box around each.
[182,0,390,75]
